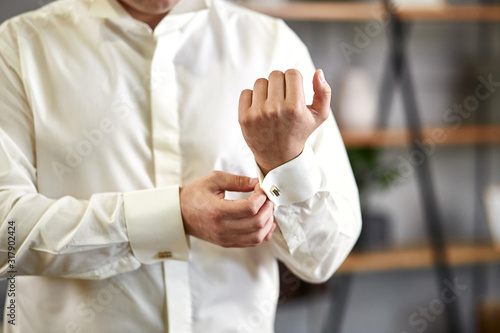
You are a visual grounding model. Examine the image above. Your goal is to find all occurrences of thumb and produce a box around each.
[309,69,331,122]
[213,171,259,192]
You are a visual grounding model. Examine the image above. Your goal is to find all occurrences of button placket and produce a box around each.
[150,30,193,333]
[150,31,182,188]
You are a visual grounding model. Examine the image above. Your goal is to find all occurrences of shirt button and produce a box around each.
[270,185,281,197]
[157,251,172,259]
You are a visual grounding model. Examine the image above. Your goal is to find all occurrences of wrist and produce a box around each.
[254,147,303,176]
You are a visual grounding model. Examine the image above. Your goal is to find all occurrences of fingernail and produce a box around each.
[318,69,325,82]
[250,177,258,185]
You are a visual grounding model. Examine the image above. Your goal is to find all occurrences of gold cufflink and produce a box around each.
[157,251,172,259]
[270,185,281,197]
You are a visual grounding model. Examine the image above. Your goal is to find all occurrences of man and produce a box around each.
[0,0,361,332]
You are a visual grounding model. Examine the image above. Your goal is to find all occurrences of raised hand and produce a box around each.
[238,69,331,175]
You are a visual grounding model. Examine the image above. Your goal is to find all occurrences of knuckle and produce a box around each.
[238,115,252,127]
[262,101,280,115]
[260,211,270,224]
[255,78,268,86]
[248,201,260,216]
[238,116,245,126]
[265,199,275,210]
[269,70,284,79]
[252,214,266,232]
[284,101,300,115]
[248,214,267,233]
[251,232,265,246]
[209,170,223,180]
[285,68,302,79]
[256,214,268,229]
[239,89,252,102]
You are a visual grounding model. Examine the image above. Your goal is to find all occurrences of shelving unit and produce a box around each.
[338,244,500,274]
[341,125,500,148]
[237,1,500,22]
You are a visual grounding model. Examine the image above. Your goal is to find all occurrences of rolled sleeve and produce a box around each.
[123,186,190,264]
[258,147,323,206]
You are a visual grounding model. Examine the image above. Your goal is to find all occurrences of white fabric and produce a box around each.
[0,0,361,332]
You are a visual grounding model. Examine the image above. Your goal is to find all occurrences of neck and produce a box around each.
[118,2,169,30]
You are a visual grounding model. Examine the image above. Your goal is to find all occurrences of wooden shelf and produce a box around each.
[237,2,500,22]
[337,243,500,274]
[340,125,500,148]
[398,5,500,21]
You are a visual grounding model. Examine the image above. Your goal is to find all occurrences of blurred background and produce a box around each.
[1,0,500,332]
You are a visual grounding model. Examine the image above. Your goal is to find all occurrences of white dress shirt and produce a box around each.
[0,0,361,332]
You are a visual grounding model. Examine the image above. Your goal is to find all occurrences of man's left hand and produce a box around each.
[238,69,331,176]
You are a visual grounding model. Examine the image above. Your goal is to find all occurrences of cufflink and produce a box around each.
[157,251,172,259]
[270,185,281,197]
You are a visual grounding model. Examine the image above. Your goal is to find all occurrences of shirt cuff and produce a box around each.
[123,186,190,264]
[258,147,323,206]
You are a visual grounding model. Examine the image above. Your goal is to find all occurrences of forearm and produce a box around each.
[265,118,361,282]
[0,182,189,280]
[270,190,360,283]
[0,188,135,279]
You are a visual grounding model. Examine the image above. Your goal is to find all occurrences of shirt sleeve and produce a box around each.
[0,32,189,281]
[265,20,362,283]
[124,187,190,264]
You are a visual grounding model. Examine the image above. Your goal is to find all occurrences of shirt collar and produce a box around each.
[88,0,209,19]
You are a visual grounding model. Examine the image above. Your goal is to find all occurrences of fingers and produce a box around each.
[238,89,253,118]
[309,69,331,121]
[225,198,273,234]
[224,200,276,246]
[240,207,275,246]
[219,189,267,219]
[285,69,305,105]
[212,171,258,193]
[268,70,285,101]
[241,69,306,109]
[252,78,268,105]
[209,171,270,220]
[263,222,277,242]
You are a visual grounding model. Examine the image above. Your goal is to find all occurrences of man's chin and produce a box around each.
[118,0,180,15]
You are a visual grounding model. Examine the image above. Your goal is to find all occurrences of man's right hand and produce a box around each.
[179,171,276,248]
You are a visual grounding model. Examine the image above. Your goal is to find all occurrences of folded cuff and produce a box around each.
[123,186,190,264]
[258,147,323,206]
